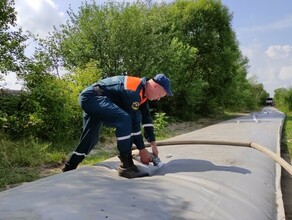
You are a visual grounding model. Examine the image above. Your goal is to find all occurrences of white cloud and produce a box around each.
[241,42,292,96]
[265,45,292,59]
[279,65,292,81]
[15,0,66,37]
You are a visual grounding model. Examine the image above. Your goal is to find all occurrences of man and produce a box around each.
[62,73,173,178]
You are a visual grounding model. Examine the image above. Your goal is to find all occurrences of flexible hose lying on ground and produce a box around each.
[139,140,292,176]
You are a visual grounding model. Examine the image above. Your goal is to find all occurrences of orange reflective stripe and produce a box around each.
[124,76,141,91]
[124,76,147,105]
[140,93,147,104]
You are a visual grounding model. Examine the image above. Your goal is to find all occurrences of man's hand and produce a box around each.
[150,141,158,156]
[139,148,151,165]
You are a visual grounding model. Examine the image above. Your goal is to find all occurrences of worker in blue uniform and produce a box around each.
[62,73,173,178]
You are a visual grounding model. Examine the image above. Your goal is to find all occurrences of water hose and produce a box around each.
[140,140,292,176]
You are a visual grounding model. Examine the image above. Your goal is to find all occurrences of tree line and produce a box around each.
[1,0,274,143]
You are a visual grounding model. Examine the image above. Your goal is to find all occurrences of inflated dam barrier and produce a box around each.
[0,107,288,220]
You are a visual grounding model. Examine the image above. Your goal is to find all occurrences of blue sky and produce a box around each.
[222,0,292,96]
[3,0,292,96]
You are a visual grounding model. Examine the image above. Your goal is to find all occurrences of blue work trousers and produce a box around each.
[68,86,134,166]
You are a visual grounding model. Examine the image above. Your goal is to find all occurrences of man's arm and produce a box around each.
[139,101,155,142]
[139,101,158,155]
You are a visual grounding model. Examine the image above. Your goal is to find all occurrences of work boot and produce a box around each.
[62,162,78,172]
[118,153,149,178]
[62,153,85,172]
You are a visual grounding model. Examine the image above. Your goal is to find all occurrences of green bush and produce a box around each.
[153,112,169,138]
[274,88,292,112]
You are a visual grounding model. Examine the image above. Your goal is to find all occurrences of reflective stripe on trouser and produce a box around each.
[66,113,102,166]
[67,86,133,166]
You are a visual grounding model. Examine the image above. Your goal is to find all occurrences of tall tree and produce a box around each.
[0,0,27,78]
[57,1,172,78]
[168,0,247,113]
[36,0,259,119]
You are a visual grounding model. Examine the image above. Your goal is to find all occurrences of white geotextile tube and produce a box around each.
[141,140,292,176]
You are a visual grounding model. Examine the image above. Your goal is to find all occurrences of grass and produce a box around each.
[281,112,292,158]
[0,131,121,191]
[80,148,118,165]
[0,135,66,190]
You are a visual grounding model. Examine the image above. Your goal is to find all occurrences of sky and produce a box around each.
[3,0,292,96]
